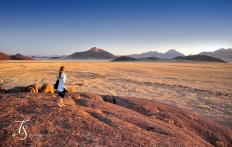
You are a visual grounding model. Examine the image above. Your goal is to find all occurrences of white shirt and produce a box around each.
[58,73,66,92]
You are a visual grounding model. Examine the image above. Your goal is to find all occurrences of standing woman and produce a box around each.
[57,66,67,107]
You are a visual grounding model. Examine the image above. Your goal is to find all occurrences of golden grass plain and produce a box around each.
[0,60,232,129]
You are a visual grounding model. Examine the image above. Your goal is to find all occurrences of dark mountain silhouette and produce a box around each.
[0,52,11,60]
[68,47,117,59]
[50,57,60,59]
[112,56,138,61]
[174,55,226,63]
[10,53,34,60]
[139,56,160,61]
[130,49,185,59]
[198,48,232,59]
[112,56,161,61]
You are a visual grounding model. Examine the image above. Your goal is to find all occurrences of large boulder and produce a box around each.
[0,86,7,93]
[40,83,54,93]
[101,95,115,103]
[25,84,39,93]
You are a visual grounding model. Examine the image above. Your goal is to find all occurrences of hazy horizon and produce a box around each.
[3,47,232,57]
[1,0,232,56]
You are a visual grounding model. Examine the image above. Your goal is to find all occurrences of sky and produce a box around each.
[0,0,232,56]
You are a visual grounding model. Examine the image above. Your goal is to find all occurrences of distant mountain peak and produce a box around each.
[68,47,117,59]
[168,49,177,51]
[89,47,101,52]
[15,53,23,56]
[165,49,178,53]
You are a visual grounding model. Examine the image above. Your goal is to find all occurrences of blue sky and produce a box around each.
[0,0,231,56]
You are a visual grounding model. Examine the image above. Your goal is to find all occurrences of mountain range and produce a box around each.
[130,49,185,59]
[0,52,34,60]
[112,55,226,63]
[1,48,231,60]
[198,48,232,59]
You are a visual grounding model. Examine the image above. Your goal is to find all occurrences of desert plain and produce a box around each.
[0,60,232,129]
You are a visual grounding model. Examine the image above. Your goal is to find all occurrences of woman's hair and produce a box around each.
[59,66,65,79]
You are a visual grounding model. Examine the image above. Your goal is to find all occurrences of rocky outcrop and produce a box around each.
[68,47,118,59]
[106,96,232,146]
[7,84,39,93]
[40,83,54,93]
[0,92,231,146]
[0,52,11,60]
[174,55,226,63]
[0,86,7,93]
[26,84,39,93]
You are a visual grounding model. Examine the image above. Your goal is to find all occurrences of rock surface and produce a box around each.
[40,83,54,93]
[0,92,231,146]
[0,86,7,93]
[7,84,39,93]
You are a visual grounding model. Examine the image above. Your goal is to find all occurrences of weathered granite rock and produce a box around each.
[27,84,39,93]
[0,86,7,93]
[101,95,115,103]
[68,92,103,101]
[0,92,231,147]
[111,96,232,146]
[7,84,39,93]
[40,83,54,93]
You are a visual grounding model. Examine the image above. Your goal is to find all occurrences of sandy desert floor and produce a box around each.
[0,60,232,129]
